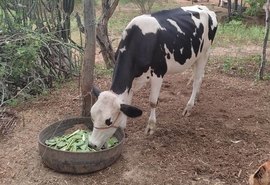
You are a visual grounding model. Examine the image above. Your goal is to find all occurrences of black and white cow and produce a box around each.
[90,5,218,149]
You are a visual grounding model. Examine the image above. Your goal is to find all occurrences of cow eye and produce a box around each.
[105,118,112,126]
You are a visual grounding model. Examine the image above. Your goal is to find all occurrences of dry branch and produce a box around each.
[0,108,17,135]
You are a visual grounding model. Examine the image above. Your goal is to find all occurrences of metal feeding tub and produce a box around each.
[38,117,125,174]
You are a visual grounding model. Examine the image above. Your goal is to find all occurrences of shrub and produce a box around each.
[244,0,265,16]
[0,0,82,106]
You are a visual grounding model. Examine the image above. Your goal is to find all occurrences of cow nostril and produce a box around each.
[88,142,96,148]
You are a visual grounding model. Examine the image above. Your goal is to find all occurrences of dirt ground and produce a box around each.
[2,66,270,185]
[1,1,270,185]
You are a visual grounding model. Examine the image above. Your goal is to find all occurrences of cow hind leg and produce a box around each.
[182,52,209,116]
[145,76,163,135]
[187,64,195,86]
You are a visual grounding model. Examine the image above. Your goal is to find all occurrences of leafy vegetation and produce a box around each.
[45,129,119,152]
[95,63,113,77]
[244,0,265,16]
[0,0,82,106]
[212,20,266,79]
[215,20,264,47]
[220,55,261,77]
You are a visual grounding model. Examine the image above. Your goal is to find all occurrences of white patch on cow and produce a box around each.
[208,11,218,30]
[187,5,217,30]
[119,46,126,53]
[132,68,152,91]
[118,88,133,105]
[193,29,197,36]
[182,5,217,32]
[167,19,185,35]
[180,47,184,54]
[182,5,209,28]
[191,14,201,28]
[122,30,128,40]
[122,14,165,40]
[182,5,209,12]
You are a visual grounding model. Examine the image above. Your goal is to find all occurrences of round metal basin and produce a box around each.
[38,117,124,174]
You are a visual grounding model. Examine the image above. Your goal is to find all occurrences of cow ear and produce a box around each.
[254,166,266,179]
[120,104,142,118]
[92,86,101,97]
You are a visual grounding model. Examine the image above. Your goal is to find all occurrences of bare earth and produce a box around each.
[1,60,270,185]
[1,1,270,185]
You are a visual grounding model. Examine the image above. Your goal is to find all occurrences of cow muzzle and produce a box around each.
[89,128,117,150]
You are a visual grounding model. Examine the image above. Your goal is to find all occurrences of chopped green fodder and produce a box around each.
[45,129,118,152]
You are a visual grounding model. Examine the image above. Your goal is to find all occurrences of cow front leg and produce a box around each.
[145,102,157,135]
[145,77,163,135]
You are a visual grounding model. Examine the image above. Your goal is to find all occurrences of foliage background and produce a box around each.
[0,0,82,106]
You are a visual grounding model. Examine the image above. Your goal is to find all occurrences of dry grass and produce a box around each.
[0,108,17,135]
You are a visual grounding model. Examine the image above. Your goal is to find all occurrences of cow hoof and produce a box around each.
[182,107,191,117]
[145,126,155,135]
[145,121,156,135]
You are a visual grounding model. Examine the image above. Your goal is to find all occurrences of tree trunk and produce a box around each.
[218,0,222,7]
[227,0,232,21]
[259,1,270,80]
[239,0,243,14]
[234,0,238,12]
[81,0,96,116]
[96,0,119,69]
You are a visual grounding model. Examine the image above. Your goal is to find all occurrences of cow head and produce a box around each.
[89,87,142,149]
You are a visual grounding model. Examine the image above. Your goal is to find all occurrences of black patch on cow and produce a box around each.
[200,39,204,53]
[112,25,157,94]
[150,70,154,76]
[105,118,112,126]
[166,53,170,59]
[208,14,218,43]
[111,7,217,94]
[192,12,200,19]
[120,104,143,118]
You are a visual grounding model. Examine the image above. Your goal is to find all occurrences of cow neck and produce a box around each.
[111,88,133,105]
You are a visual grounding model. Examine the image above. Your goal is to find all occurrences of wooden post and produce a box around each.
[234,0,238,12]
[227,0,232,21]
[81,0,96,116]
[259,1,270,80]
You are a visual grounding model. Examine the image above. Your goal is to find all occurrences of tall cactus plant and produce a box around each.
[62,0,75,42]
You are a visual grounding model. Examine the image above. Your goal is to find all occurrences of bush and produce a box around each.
[0,28,81,106]
[245,0,265,16]
[0,0,82,106]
